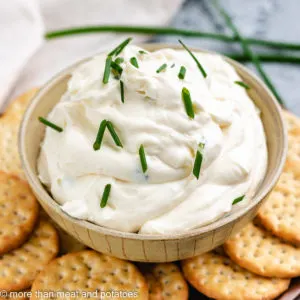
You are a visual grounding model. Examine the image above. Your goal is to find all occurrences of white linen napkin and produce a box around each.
[0,0,184,110]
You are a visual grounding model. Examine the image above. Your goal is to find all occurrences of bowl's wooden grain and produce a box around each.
[19,44,287,262]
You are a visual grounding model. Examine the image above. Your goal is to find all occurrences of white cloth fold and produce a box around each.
[0,0,184,109]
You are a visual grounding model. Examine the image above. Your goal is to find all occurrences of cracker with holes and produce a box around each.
[30,250,148,300]
[0,172,39,254]
[0,89,38,178]
[283,110,300,179]
[141,263,188,300]
[181,251,290,300]
[257,171,300,245]
[224,222,300,278]
[0,220,59,291]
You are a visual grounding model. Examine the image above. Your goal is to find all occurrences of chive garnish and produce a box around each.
[115,57,124,64]
[179,40,207,78]
[38,117,63,132]
[232,195,245,205]
[111,60,123,77]
[130,57,139,68]
[108,38,132,57]
[199,142,205,150]
[100,184,111,208]
[93,120,107,150]
[139,50,147,55]
[234,81,250,90]
[103,56,112,84]
[120,80,125,103]
[156,63,167,73]
[139,144,148,173]
[181,87,194,119]
[178,66,186,79]
[106,121,123,147]
[193,150,203,179]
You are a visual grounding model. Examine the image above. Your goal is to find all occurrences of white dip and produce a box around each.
[38,44,268,234]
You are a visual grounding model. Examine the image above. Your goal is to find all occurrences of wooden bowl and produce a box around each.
[19,44,287,262]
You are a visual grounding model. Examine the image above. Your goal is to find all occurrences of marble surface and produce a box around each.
[153,0,300,116]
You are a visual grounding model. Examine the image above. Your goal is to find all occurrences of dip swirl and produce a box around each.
[38,45,267,234]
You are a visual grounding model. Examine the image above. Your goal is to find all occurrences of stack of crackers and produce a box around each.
[0,89,299,300]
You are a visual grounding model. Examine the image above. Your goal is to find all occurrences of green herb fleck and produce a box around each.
[178,66,186,79]
[156,63,167,73]
[111,60,123,78]
[181,87,194,119]
[179,40,207,78]
[120,80,125,103]
[232,195,245,205]
[130,57,139,68]
[100,184,111,208]
[108,38,132,57]
[139,50,147,55]
[234,81,250,90]
[193,150,203,179]
[38,117,63,132]
[93,120,107,150]
[114,57,124,64]
[106,121,123,148]
[139,144,148,173]
[199,142,205,150]
[103,56,112,84]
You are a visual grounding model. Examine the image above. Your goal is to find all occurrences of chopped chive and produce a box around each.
[178,66,186,79]
[103,56,112,84]
[179,40,207,78]
[199,142,205,150]
[106,121,123,147]
[193,150,203,179]
[156,63,167,73]
[115,57,124,64]
[120,80,125,103]
[108,38,132,57]
[93,120,107,150]
[100,184,111,208]
[181,87,194,119]
[232,195,245,205]
[139,50,147,54]
[111,60,123,77]
[130,57,139,68]
[139,144,148,173]
[170,63,175,68]
[234,81,250,90]
[38,117,63,132]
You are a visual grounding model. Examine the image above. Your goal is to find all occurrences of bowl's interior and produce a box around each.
[19,44,287,241]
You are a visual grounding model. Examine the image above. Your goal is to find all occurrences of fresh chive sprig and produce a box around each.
[139,145,148,173]
[108,38,132,57]
[103,56,112,84]
[181,87,194,119]
[130,57,139,68]
[193,150,203,179]
[179,40,207,78]
[120,80,125,103]
[156,63,167,73]
[115,57,124,64]
[38,117,63,132]
[234,81,250,90]
[100,184,111,208]
[93,120,107,150]
[232,195,245,205]
[178,66,186,79]
[107,121,123,147]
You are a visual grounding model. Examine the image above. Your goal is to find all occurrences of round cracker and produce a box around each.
[0,220,59,291]
[30,250,148,300]
[141,263,188,300]
[0,89,38,178]
[0,172,39,254]
[283,111,300,179]
[181,251,290,300]
[257,171,300,245]
[224,222,300,278]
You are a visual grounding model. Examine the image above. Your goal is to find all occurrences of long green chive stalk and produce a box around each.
[45,25,300,52]
[212,0,286,107]
[227,53,300,64]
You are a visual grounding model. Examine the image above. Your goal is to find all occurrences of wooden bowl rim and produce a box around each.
[19,43,288,241]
